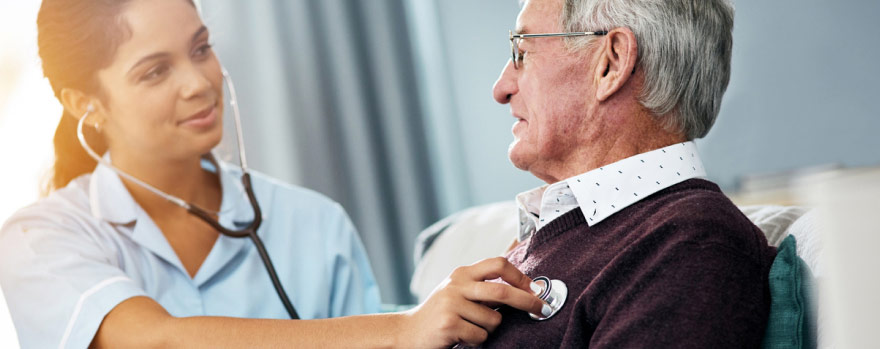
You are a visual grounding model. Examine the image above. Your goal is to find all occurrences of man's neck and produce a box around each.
[535,113,687,184]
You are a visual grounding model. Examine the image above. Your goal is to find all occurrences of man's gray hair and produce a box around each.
[562,0,735,140]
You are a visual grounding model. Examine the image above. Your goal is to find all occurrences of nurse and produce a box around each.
[0,0,545,347]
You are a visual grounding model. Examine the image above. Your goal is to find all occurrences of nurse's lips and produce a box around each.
[179,105,217,127]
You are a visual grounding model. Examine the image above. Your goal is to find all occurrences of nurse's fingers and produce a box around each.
[454,320,490,347]
[452,257,537,293]
[448,257,544,314]
[452,298,504,333]
[462,279,545,317]
[401,289,496,347]
[398,257,544,347]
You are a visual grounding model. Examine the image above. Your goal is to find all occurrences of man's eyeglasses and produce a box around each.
[509,30,608,69]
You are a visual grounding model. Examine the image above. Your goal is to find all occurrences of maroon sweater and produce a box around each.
[483,179,776,348]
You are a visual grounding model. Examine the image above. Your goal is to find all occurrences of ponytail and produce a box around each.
[47,110,107,192]
[37,0,129,193]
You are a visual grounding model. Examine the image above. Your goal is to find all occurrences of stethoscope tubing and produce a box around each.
[186,172,300,320]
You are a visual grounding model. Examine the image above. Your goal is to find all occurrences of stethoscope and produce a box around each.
[76,68,300,320]
[530,276,568,321]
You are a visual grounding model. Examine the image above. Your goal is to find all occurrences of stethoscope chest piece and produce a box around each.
[530,276,568,321]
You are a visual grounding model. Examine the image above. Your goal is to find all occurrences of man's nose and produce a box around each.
[492,59,517,104]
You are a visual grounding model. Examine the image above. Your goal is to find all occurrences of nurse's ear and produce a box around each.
[60,87,106,128]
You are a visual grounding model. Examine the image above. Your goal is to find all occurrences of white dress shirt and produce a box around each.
[516,141,707,241]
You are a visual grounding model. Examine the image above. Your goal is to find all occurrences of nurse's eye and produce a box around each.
[141,64,169,82]
[193,42,213,59]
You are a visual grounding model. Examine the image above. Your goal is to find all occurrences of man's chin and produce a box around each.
[507,143,534,172]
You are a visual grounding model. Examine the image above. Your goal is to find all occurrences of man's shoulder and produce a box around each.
[648,178,744,221]
[640,178,749,224]
[625,178,771,258]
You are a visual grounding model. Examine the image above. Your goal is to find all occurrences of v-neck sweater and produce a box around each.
[485,179,777,348]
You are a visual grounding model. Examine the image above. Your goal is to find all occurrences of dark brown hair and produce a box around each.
[38,0,193,192]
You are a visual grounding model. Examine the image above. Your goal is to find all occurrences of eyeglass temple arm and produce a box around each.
[513,31,608,39]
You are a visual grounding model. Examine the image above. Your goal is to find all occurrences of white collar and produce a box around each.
[87,153,263,284]
[515,141,706,241]
[88,153,258,227]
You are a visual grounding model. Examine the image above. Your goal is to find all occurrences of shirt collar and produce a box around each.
[515,141,706,241]
[88,153,261,281]
[89,153,138,224]
[515,181,580,241]
[89,153,258,227]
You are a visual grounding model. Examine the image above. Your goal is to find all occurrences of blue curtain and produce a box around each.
[200,0,439,304]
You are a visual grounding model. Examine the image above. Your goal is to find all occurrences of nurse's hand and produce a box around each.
[398,257,545,348]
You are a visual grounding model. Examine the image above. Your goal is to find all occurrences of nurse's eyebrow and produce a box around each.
[128,52,169,75]
[127,26,209,75]
[191,26,208,43]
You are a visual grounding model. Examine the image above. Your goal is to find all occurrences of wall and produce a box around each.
[699,0,880,189]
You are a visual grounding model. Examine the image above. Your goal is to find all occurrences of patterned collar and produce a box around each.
[515,141,707,241]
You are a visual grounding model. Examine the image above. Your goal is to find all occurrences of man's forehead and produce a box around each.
[515,0,561,33]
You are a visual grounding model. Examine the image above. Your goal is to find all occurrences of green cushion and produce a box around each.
[762,235,817,349]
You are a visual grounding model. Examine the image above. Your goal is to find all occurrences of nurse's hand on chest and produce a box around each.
[397,257,546,347]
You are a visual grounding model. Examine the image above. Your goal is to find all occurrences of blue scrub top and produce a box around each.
[0,157,381,348]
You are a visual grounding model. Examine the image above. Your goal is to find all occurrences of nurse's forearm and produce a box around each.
[92,258,545,348]
[164,313,407,348]
[92,296,408,348]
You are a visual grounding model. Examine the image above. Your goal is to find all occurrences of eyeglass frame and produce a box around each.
[509,30,608,69]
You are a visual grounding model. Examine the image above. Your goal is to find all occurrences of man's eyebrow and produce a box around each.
[127,26,209,75]
[515,26,530,35]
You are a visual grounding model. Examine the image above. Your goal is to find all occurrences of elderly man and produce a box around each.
[484,0,776,347]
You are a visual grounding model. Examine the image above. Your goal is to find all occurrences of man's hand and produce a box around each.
[397,257,545,347]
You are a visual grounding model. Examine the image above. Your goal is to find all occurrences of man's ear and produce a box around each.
[593,27,638,102]
[60,88,104,126]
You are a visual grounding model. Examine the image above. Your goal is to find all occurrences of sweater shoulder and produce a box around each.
[632,179,772,260]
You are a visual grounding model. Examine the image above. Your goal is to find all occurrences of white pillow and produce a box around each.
[738,205,808,247]
[410,201,518,303]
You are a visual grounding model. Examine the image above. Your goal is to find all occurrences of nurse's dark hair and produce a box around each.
[38,0,194,193]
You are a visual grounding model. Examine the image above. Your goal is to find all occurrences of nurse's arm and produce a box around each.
[91,257,544,348]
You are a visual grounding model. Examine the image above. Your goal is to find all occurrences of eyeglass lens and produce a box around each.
[511,36,521,69]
